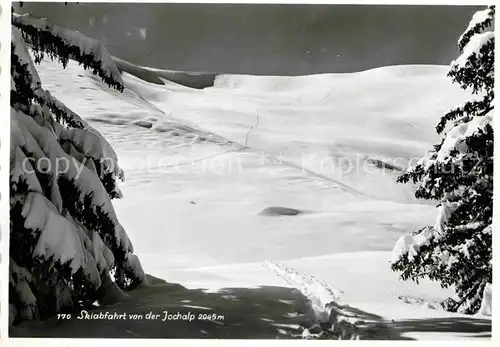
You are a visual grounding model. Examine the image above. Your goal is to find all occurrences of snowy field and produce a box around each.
[12,57,491,340]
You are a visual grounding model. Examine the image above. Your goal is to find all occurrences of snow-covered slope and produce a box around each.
[28,58,490,339]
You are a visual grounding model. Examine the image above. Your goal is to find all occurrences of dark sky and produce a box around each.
[14,3,486,75]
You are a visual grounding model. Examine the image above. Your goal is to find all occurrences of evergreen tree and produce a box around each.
[391,6,494,314]
[9,12,147,324]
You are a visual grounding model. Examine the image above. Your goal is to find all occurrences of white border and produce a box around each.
[0,0,12,342]
[1,1,498,346]
[6,0,498,5]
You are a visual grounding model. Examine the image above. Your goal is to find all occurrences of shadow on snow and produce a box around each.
[10,275,491,339]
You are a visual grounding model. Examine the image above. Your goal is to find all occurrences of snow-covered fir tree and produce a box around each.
[391,6,494,314]
[9,12,148,324]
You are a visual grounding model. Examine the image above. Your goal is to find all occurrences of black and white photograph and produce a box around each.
[3,0,496,341]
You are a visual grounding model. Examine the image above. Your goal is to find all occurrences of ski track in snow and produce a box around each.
[91,70,369,197]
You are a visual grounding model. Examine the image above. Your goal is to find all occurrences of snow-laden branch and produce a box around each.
[12,25,89,133]
[12,12,124,91]
[435,112,493,163]
[12,27,40,108]
[30,90,125,196]
[34,88,87,129]
[453,31,494,69]
[436,94,493,134]
[458,6,495,51]
[10,259,38,321]
[12,108,132,257]
[12,27,41,90]
[90,231,115,272]
[22,191,89,275]
[10,146,43,195]
[60,127,124,180]
[407,110,492,178]
[393,112,493,264]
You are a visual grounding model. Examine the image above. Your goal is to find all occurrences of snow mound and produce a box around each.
[213,65,449,91]
[357,64,449,77]
[113,56,217,89]
[258,206,303,216]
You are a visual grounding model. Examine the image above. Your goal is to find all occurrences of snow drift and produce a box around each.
[113,56,218,89]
